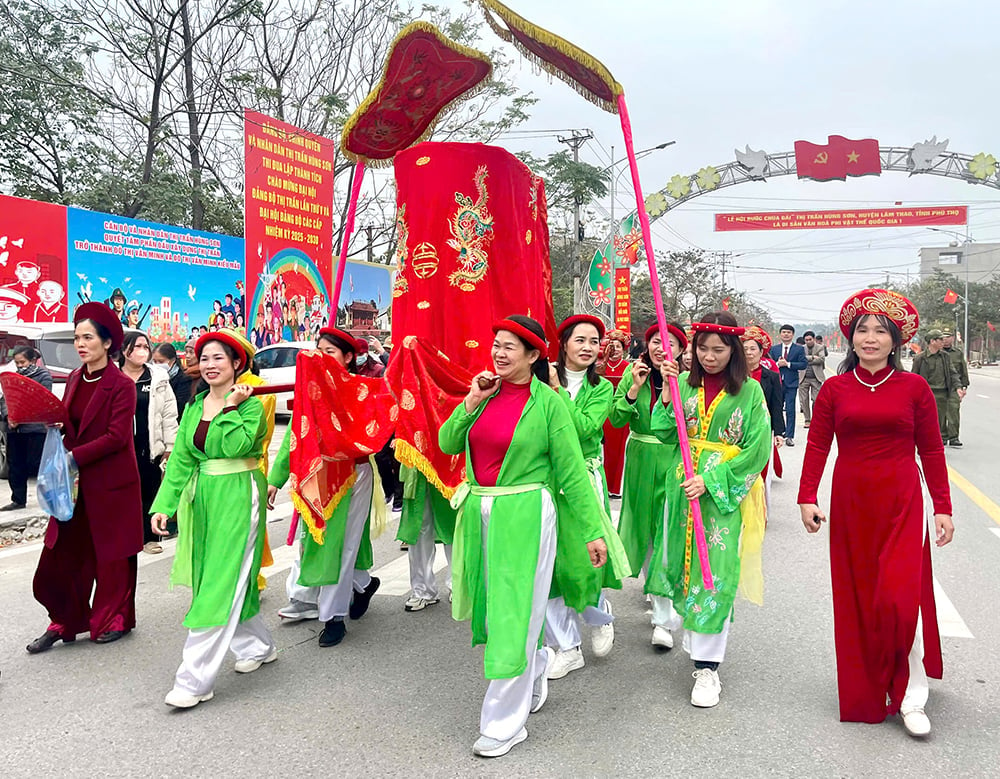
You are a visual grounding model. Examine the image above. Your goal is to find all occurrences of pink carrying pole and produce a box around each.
[330,160,367,314]
[286,508,299,546]
[617,93,714,591]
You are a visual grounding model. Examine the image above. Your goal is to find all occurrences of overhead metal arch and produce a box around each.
[584,138,1000,319]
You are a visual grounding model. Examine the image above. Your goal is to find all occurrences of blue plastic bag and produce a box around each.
[37,427,79,522]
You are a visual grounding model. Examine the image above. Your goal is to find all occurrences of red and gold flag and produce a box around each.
[795,135,881,181]
[944,289,959,304]
[384,335,475,497]
[289,350,397,543]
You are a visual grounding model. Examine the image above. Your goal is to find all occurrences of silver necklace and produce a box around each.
[853,368,894,392]
[82,371,103,383]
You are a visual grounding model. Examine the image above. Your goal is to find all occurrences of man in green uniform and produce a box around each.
[911,330,960,444]
[941,329,969,447]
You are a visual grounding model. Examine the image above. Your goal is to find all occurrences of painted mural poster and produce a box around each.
[244,109,335,348]
[334,258,392,339]
[0,195,69,325]
[66,208,244,341]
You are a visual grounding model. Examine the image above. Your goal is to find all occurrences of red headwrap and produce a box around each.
[493,318,547,355]
[691,321,746,337]
[318,327,358,354]
[195,331,251,371]
[839,288,919,345]
[645,322,688,351]
[558,314,605,340]
[740,325,772,353]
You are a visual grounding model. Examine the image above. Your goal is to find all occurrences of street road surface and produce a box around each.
[2,374,999,777]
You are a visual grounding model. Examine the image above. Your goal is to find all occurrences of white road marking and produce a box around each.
[934,577,973,639]
[991,528,1000,541]
[977,394,990,399]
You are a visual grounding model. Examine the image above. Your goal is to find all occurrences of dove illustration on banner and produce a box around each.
[76,273,87,280]
[188,284,197,301]
[11,239,23,248]
[99,277,108,283]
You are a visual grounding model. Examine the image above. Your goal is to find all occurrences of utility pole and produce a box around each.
[366,224,374,263]
[558,130,593,313]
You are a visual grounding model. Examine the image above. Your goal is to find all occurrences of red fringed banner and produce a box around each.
[288,350,397,543]
[384,335,476,498]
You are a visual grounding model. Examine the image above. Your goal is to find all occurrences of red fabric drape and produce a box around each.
[391,142,558,370]
[289,351,397,542]
[384,336,475,497]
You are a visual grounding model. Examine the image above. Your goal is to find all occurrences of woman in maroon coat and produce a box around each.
[798,289,954,738]
[27,303,143,653]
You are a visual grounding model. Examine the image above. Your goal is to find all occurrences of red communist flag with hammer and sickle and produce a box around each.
[794,135,881,181]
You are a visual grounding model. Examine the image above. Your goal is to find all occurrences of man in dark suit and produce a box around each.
[768,324,808,446]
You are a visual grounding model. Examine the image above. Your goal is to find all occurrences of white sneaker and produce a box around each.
[164,689,214,708]
[591,601,614,658]
[277,599,319,622]
[234,648,278,674]
[404,595,440,612]
[531,647,554,713]
[651,625,674,650]
[690,668,722,708]
[546,646,585,680]
[473,726,528,757]
[901,707,931,738]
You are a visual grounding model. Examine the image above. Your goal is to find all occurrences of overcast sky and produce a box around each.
[430,0,1000,324]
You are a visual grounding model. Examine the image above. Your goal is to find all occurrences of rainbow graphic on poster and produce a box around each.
[246,247,331,349]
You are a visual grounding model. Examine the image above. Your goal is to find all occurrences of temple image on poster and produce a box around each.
[333,259,392,340]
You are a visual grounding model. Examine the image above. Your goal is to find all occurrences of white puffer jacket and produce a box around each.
[145,364,179,460]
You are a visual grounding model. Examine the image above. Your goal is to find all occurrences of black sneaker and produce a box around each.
[0,502,25,511]
[949,439,963,448]
[318,619,346,647]
[349,576,381,620]
[785,438,795,447]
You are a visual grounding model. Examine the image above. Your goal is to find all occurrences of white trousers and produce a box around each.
[544,593,613,652]
[652,493,732,664]
[408,493,453,600]
[317,464,374,622]
[286,520,319,606]
[172,486,276,696]
[479,492,557,741]
[901,489,931,710]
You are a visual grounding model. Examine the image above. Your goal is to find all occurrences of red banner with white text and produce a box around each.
[715,205,968,232]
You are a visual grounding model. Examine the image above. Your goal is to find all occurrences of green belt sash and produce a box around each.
[450,481,546,511]
[628,432,664,446]
[171,457,259,589]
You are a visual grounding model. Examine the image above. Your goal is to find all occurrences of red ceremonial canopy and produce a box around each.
[476,0,717,591]
[392,141,557,371]
[288,351,397,543]
[477,0,622,113]
[340,22,494,167]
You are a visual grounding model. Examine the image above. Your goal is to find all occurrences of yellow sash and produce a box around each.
[686,439,766,606]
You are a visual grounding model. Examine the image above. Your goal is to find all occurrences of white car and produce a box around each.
[254,341,314,417]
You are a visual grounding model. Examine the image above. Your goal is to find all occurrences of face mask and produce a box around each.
[15,364,31,374]
[356,354,368,366]
[167,362,180,378]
